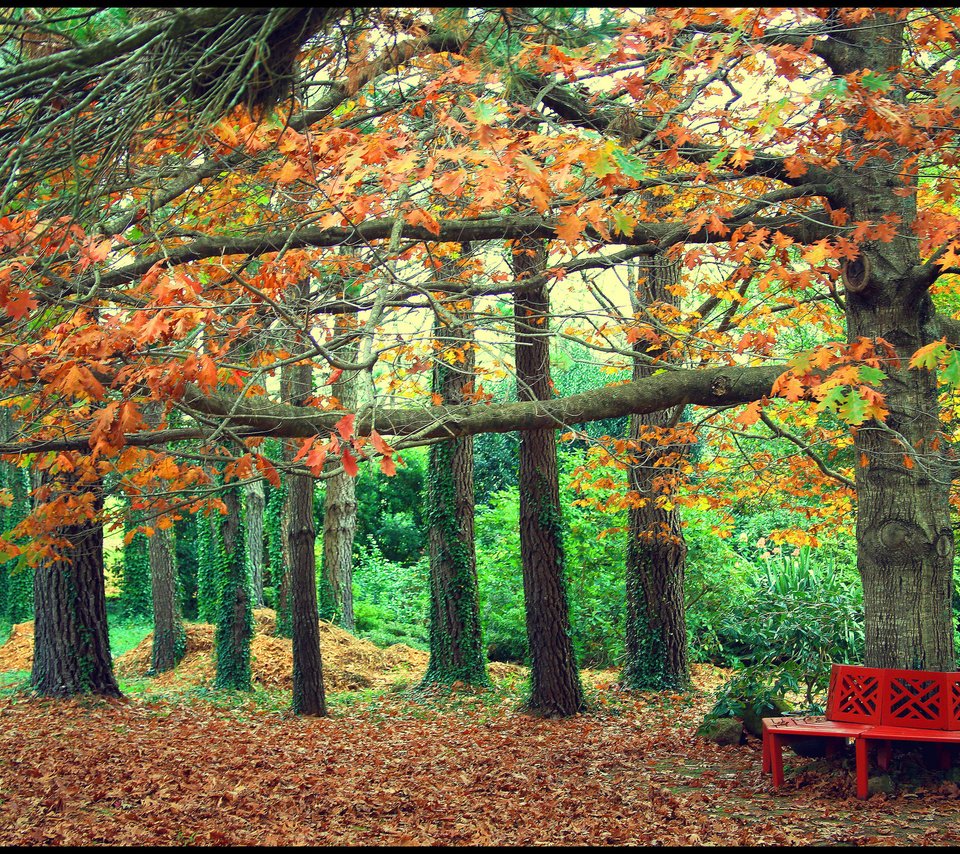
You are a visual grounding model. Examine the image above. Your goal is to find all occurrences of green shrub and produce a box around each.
[352,538,429,647]
[709,545,864,718]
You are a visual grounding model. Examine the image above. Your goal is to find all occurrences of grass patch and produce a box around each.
[108,617,152,658]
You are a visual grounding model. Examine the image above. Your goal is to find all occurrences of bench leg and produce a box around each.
[825,739,838,759]
[856,737,869,799]
[762,729,771,774]
[878,739,892,772]
[939,744,951,770]
[770,733,785,789]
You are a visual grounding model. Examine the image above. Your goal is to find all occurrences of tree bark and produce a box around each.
[31,474,120,697]
[285,276,327,716]
[149,522,184,674]
[245,479,266,607]
[421,286,488,689]
[512,240,584,716]
[833,15,956,669]
[622,254,689,690]
[322,313,358,630]
[214,485,253,689]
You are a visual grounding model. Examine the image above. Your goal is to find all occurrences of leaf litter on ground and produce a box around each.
[0,612,958,845]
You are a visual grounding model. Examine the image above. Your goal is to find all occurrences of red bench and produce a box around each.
[762,664,960,798]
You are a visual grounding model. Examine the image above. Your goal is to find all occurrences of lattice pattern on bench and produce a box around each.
[882,669,947,730]
[950,675,960,732]
[827,664,883,724]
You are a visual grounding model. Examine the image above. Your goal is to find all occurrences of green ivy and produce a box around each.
[214,486,253,691]
[120,507,152,619]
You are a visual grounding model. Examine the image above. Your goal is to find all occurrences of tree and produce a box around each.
[622,253,690,690]
[421,251,488,688]
[512,239,584,716]
[214,484,253,691]
[31,471,119,697]
[322,311,360,630]
[3,8,960,707]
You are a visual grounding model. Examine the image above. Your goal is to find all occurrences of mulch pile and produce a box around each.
[0,609,525,692]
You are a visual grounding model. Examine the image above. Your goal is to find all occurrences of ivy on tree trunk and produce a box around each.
[421,285,489,689]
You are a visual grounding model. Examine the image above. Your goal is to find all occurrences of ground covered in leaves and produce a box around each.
[1,620,959,845]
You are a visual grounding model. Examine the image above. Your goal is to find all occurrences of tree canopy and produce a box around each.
[2,7,960,670]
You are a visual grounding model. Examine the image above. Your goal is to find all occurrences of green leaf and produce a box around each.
[838,390,868,425]
[862,72,891,93]
[613,150,646,180]
[857,365,887,385]
[812,77,849,101]
[943,349,960,387]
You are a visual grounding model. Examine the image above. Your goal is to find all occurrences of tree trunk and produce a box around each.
[31,475,120,698]
[214,486,253,689]
[288,466,327,715]
[245,479,266,607]
[283,274,327,715]
[421,288,488,689]
[512,240,584,716]
[833,15,955,670]
[322,313,358,630]
[149,523,185,674]
[622,254,689,690]
[287,357,327,715]
[5,466,33,624]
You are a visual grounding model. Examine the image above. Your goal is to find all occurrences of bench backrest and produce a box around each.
[827,664,883,724]
[827,664,960,731]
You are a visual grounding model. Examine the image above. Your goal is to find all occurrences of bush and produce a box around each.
[351,538,429,647]
[709,546,864,718]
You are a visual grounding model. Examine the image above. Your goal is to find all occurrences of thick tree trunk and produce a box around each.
[214,486,253,689]
[149,523,185,674]
[31,475,120,698]
[245,479,266,607]
[622,254,689,690]
[512,241,584,716]
[834,15,955,670]
[421,291,488,689]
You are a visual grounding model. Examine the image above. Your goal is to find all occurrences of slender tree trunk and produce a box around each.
[149,523,185,674]
[323,313,358,630]
[622,254,689,690]
[421,284,488,689]
[288,464,326,715]
[214,486,253,689]
[512,240,584,716]
[31,474,120,698]
[245,479,266,607]
[142,403,185,672]
[284,276,326,715]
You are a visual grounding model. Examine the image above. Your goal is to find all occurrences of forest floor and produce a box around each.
[0,617,959,845]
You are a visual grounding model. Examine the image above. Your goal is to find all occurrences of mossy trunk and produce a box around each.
[622,253,689,690]
[5,466,32,624]
[31,475,119,698]
[214,486,253,690]
[421,294,488,688]
[512,240,584,716]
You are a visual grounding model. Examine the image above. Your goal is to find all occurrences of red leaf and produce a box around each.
[341,445,359,477]
[335,413,355,441]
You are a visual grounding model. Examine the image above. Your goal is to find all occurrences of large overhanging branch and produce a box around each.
[0,362,787,456]
[58,209,834,298]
